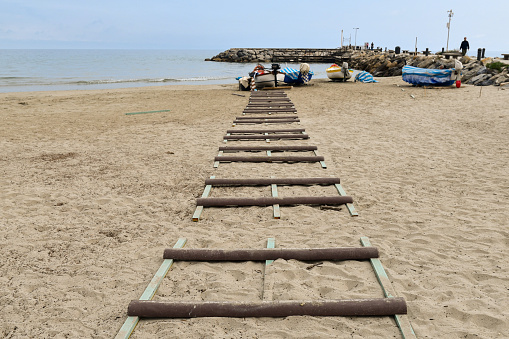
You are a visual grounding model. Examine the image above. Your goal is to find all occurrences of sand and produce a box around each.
[1,78,508,338]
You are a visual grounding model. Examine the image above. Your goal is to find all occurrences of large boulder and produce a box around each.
[467,73,491,85]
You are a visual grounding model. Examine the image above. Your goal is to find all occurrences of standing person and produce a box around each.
[460,37,469,56]
[371,42,374,50]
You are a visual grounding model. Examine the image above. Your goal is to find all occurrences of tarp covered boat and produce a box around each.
[354,71,378,83]
[402,60,462,86]
[280,64,313,85]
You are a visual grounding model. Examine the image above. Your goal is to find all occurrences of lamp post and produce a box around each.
[446,10,453,51]
[353,28,359,50]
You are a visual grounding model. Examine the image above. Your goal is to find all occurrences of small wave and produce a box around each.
[75,79,149,85]
[72,76,232,85]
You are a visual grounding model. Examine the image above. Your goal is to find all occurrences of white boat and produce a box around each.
[248,64,285,89]
[254,72,286,88]
[326,62,353,81]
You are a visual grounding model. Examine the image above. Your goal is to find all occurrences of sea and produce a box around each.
[1,49,505,93]
[0,49,334,93]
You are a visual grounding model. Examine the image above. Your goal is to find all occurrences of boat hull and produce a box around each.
[326,66,353,81]
[254,73,286,88]
[402,65,460,86]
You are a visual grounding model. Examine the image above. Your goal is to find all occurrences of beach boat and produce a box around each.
[280,63,313,85]
[402,59,463,87]
[254,72,286,88]
[326,62,353,81]
[250,64,285,89]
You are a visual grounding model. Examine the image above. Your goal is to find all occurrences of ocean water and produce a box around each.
[1,49,505,93]
[0,49,334,93]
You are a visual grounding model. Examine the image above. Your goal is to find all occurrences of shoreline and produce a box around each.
[1,78,508,338]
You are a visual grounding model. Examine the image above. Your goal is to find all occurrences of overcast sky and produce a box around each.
[1,0,507,53]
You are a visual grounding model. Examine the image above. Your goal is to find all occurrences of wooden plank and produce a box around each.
[334,184,358,216]
[115,238,187,339]
[266,238,276,265]
[271,184,281,219]
[262,86,292,90]
[262,238,276,301]
[360,237,416,339]
[213,151,223,168]
[314,150,327,169]
[192,176,215,222]
[125,109,170,115]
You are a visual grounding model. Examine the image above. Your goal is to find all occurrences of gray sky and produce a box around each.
[1,0,507,53]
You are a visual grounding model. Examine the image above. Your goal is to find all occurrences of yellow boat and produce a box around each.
[326,62,353,81]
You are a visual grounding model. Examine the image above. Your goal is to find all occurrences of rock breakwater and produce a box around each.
[207,48,346,63]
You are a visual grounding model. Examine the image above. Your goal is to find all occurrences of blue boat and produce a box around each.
[402,60,462,86]
[280,64,313,85]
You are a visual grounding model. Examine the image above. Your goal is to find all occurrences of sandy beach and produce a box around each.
[1,78,508,338]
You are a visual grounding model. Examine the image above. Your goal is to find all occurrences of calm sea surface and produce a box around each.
[0,49,335,93]
[1,49,505,93]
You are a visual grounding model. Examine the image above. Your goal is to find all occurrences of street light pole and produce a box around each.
[446,10,453,51]
[353,28,359,50]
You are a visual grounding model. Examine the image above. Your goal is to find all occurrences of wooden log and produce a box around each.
[235,116,298,120]
[233,119,300,124]
[244,108,297,113]
[162,247,378,261]
[127,298,407,318]
[196,195,353,207]
[251,91,286,95]
[262,86,293,90]
[218,145,316,151]
[224,134,308,140]
[226,128,305,134]
[246,103,295,107]
[213,155,324,163]
[248,98,291,102]
[204,177,339,186]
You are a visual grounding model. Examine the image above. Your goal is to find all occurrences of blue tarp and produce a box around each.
[402,65,455,86]
[354,71,378,83]
[280,67,313,84]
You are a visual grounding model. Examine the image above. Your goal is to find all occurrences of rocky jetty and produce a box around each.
[348,51,509,86]
[207,48,345,63]
[207,48,509,86]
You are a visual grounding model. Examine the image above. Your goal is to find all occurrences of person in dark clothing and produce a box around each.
[460,37,470,56]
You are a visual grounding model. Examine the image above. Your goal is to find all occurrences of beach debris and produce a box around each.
[306,262,324,270]
[125,109,170,115]
[410,94,416,99]
[231,93,245,97]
